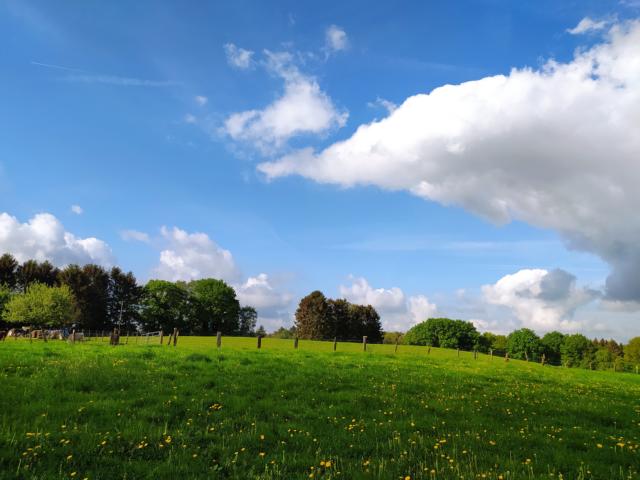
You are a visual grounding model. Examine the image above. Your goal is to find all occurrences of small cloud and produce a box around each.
[70,205,83,215]
[224,43,254,69]
[367,96,397,114]
[120,229,150,243]
[567,17,609,35]
[325,25,348,53]
[195,95,208,106]
[184,113,197,124]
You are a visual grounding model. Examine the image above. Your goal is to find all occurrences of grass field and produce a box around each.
[0,337,639,479]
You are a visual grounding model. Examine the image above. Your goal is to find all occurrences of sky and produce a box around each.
[1,0,639,340]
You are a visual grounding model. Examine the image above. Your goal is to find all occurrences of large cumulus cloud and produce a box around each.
[259,20,640,304]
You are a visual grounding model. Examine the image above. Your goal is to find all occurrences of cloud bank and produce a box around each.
[260,19,640,304]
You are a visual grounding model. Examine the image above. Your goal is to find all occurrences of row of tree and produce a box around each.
[0,254,260,335]
[402,318,640,372]
[295,291,383,342]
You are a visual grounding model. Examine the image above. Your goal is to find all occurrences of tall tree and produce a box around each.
[295,291,330,339]
[188,279,240,334]
[140,280,191,333]
[625,337,640,364]
[16,260,59,291]
[404,318,479,350]
[351,304,383,343]
[541,331,565,365]
[327,298,351,339]
[0,253,18,290]
[506,328,542,361]
[107,267,142,331]
[561,334,594,367]
[238,306,258,336]
[58,264,109,330]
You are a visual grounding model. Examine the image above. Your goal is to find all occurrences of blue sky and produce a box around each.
[2,0,639,339]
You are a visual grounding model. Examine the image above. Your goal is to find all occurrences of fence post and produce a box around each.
[427,346,431,355]
[126,331,129,344]
[294,337,299,349]
[216,331,222,349]
[541,354,546,366]
[159,330,164,345]
[257,335,262,349]
[505,352,509,362]
[525,350,529,362]
[395,337,399,353]
[363,336,367,352]
[333,337,337,351]
[473,350,477,360]
[173,329,179,347]
[71,329,76,344]
[457,348,460,358]
[490,349,493,360]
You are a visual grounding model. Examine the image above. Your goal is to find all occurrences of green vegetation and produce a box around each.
[0,338,639,479]
[4,283,77,327]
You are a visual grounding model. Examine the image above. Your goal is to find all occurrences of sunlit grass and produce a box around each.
[0,337,638,479]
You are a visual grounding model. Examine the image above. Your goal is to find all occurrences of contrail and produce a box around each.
[30,61,86,73]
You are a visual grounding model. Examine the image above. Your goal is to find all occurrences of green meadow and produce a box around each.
[0,337,639,479]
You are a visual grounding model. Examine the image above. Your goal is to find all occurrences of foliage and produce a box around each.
[188,279,240,334]
[255,325,267,337]
[561,334,594,368]
[506,328,542,361]
[0,284,13,322]
[404,318,479,350]
[382,331,403,344]
[140,280,191,333]
[238,306,258,336]
[268,326,296,339]
[541,331,565,365]
[625,336,640,364]
[3,283,77,327]
[295,291,330,339]
[107,267,142,331]
[16,259,59,292]
[0,253,18,290]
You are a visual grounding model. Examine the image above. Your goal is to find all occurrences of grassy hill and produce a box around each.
[0,337,638,479]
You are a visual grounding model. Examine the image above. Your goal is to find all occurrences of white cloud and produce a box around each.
[367,96,397,114]
[184,113,197,124]
[235,273,294,330]
[120,229,150,243]
[195,95,208,106]
[567,17,609,35]
[223,50,348,152]
[0,212,113,267]
[339,276,437,331]
[70,204,83,215]
[325,25,348,52]
[259,20,640,304]
[224,43,254,69]
[482,269,598,332]
[153,226,240,282]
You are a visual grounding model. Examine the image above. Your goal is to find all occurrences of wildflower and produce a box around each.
[597,443,603,448]
[259,452,266,458]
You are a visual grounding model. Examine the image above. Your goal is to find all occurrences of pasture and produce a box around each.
[0,337,639,479]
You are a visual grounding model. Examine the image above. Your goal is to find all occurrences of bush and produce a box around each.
[404,318,479,350]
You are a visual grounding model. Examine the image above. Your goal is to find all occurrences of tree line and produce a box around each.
[401,318,640,373]
[0,253,260,335]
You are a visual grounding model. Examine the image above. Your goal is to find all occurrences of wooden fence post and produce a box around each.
[333,337,337,351]
[541,354,546,366]
[427,346,431,355]
[473,350,477,360]
[159,330,164,345]
[294,337,299,349]
[457,348,460,358]
[505,352,509,362]
[490,349,493,360]
[217,331,222,349]
[363,336,367,351]
[525,350,529,362]
[257,335,262,349]
[395,337,399,353]
[173,329,179,347]
[71,329,76,344]
[126,331,129,344]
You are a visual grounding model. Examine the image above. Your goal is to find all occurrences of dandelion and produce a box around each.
[597,443,603,448]
[259,452,266,458]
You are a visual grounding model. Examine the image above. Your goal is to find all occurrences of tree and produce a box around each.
[383,331,404,344]
[327,298,352,339]
[404,318,479,350]
[140,280,191,333]
[506,328,542,361]
[0,284,13,323]
[625,337,640,364]
[561,334,594,368]
[269,326,296,339]
[107,267,142,331]
[349,304,383,343]
[238,306,258,336]
[295,291,330,339]
[188,279,240,334]
[541,331,565,365]
[4,283,77,327]
[58,264,110,330]
[256,325,267,337]
[0,253,18,290]
[16,260,59,292]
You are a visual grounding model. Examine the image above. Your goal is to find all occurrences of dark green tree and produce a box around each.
[107,267,142,331]
[404,318,479,350]
[327,298,352,340]
[16,260,59,291]
[506,328,542,361]
[541,331,565,365]
[625,337,640,364]
[295,291,330,339]
[0,253,18,290]
[140,280,190,333]
[58,264,109,330]
[188,279,240,334]
[238,306,258,336]
[561,334,594,368]
[256,325,267,337]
